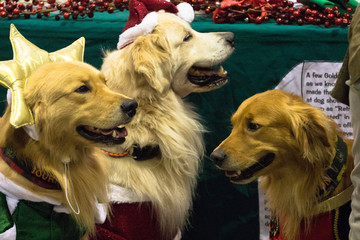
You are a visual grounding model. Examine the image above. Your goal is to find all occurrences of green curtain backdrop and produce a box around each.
[0,12,349,240]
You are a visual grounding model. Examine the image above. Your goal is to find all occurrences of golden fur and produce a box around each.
[101,12,234,238]
[212,89,353,240]
[0,61,134,237]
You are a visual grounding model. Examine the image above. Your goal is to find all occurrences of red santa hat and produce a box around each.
[117,0,195,49]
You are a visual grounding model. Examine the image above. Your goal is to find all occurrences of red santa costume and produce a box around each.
[95,184,181,240]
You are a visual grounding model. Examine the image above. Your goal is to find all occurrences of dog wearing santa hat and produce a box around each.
[93,0,235,239]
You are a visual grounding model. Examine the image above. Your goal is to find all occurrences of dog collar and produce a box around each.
[320,135,348,200]
[102,149,130,158]
[0,147,61,190]
[102,145,160,161]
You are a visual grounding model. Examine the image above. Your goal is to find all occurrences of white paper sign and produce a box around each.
[276,61,352,138]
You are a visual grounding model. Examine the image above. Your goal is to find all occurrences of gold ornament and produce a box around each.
[0,24,85,128]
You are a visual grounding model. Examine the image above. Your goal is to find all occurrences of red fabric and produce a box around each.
[92,202,165,240]
[122,0,178,33]
[298,212,334,240]
[272,212,335,240]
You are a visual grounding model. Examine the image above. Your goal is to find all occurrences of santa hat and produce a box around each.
[117,0,195,49]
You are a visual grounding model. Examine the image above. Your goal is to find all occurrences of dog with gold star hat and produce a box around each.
[0,25,137,240]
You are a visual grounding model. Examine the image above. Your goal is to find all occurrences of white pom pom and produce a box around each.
[176,2,194,23]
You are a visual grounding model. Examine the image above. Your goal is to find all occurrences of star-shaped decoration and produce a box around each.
[0,24,85,128]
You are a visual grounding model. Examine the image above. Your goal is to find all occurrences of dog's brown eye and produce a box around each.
[247,122,261,132]
[75,85,91,93]
[183,33,192,42]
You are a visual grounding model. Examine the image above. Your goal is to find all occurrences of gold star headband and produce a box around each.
[0,24,85,128]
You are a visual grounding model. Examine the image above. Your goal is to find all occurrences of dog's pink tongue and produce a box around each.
[225,171,238,177]
[100,129,113,135]
[100,127,127,138]
[117,127,128,138]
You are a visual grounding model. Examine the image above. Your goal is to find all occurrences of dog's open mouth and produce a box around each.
[76,125,128,145]
[187,65,228,87]
[225,153,275,183]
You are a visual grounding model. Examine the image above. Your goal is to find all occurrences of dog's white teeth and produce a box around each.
[112,130,118,138]
[218,66,227,76]
[219,65,224,73]
[236,170,242,176]
[208,80,225,88]
[191,70,201,76]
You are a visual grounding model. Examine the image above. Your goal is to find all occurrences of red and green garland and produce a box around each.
[210,0,355,26]
[0,0,357,27]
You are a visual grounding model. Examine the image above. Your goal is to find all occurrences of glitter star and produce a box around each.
[0,24,85,128]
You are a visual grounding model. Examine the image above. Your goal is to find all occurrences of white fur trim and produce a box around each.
[109,184,150,203]
[0,171,61,206]
[0,224,16,240]
[53,205,71,214]
[6,89,39,141]
[95,203,107,224]
[173,229,182,240]
[0,168,75,214]
[5,197,19,215]
[176,2,194,23]
[117,12,158,49]
[0,172,74,214]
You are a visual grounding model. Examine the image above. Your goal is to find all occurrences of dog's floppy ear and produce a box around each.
[131,33,171,94]
[288,100,336,165]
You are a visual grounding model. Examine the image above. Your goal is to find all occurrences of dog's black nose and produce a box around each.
[121,99,138,118]
[210,149,227,167]
[224,32,235,48]
[227,38,235,48]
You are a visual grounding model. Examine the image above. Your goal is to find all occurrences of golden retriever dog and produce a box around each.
[95,11,235,240]
[0,61,137,239]
[211,89,354,240]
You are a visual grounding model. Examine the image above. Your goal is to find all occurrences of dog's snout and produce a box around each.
[223,32,235,48]
[210,149,227,167]
[227,38,235,48]
[121,99,138,118]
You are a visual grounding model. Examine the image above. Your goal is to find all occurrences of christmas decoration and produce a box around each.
[210,0,355,27]
[0,24,85,128]
[0,0,130,20]
[117,0,194,49]
[0,0,357,27]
